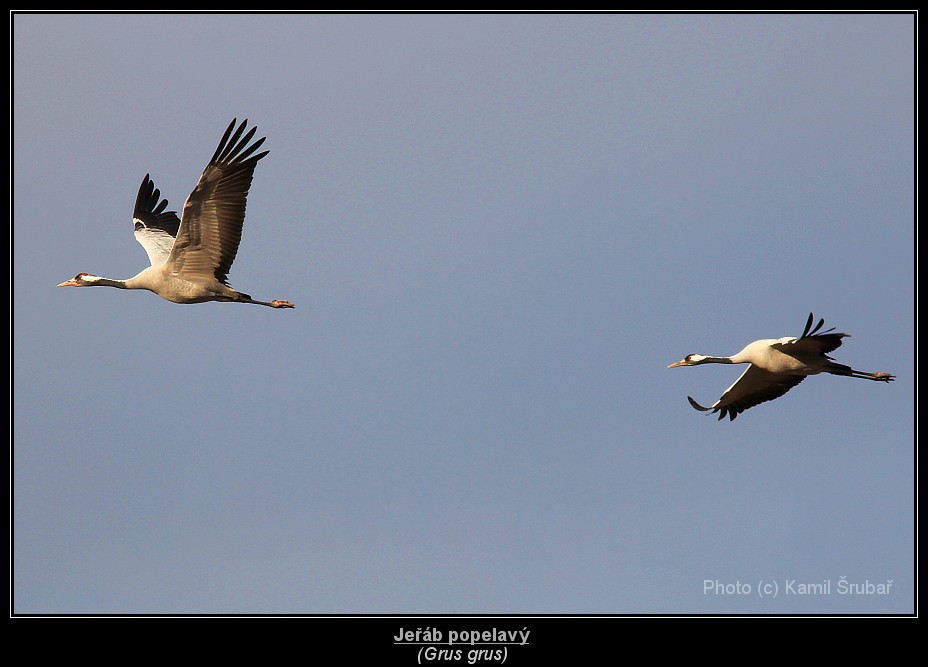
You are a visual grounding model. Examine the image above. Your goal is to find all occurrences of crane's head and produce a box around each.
[667,354,710,369]
[57,272,100,287]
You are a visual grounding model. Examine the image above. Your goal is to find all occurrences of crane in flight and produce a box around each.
[58,119,294,309]
[667,313,894,420]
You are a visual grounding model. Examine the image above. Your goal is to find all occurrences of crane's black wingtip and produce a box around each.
[802,312,815,337]
[687,396,711,412]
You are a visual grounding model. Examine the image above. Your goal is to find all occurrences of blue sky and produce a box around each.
[13,13,914,614]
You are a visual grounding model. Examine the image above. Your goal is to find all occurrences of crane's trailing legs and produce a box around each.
[244,297,295,308]
[819,363,895,381]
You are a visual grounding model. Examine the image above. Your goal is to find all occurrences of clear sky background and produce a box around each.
[13,13,914,615]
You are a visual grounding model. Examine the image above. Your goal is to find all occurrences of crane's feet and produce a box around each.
[871,372,895,381]
[271,300,295,309]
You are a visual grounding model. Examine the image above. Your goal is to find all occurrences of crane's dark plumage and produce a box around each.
[668,313,894,421]
[132,175,182,268]
[134,175,181,238]
[58,119,293,309]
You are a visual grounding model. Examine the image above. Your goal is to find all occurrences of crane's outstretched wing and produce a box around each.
[133,174,181,267]
[167,119,269,284]
[688,364,806,421]
[773,312,848,358]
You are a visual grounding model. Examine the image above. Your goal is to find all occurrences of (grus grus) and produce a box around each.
[667,313,894,420]
[57,119,294,309]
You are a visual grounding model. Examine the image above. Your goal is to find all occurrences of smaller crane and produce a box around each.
[667,313,894,420]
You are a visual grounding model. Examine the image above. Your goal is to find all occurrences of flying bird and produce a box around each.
[667,313,894,420]
[57,119,294,309]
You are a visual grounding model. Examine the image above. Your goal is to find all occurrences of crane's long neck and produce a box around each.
[88,276,132,289]
[694,355,736,365]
